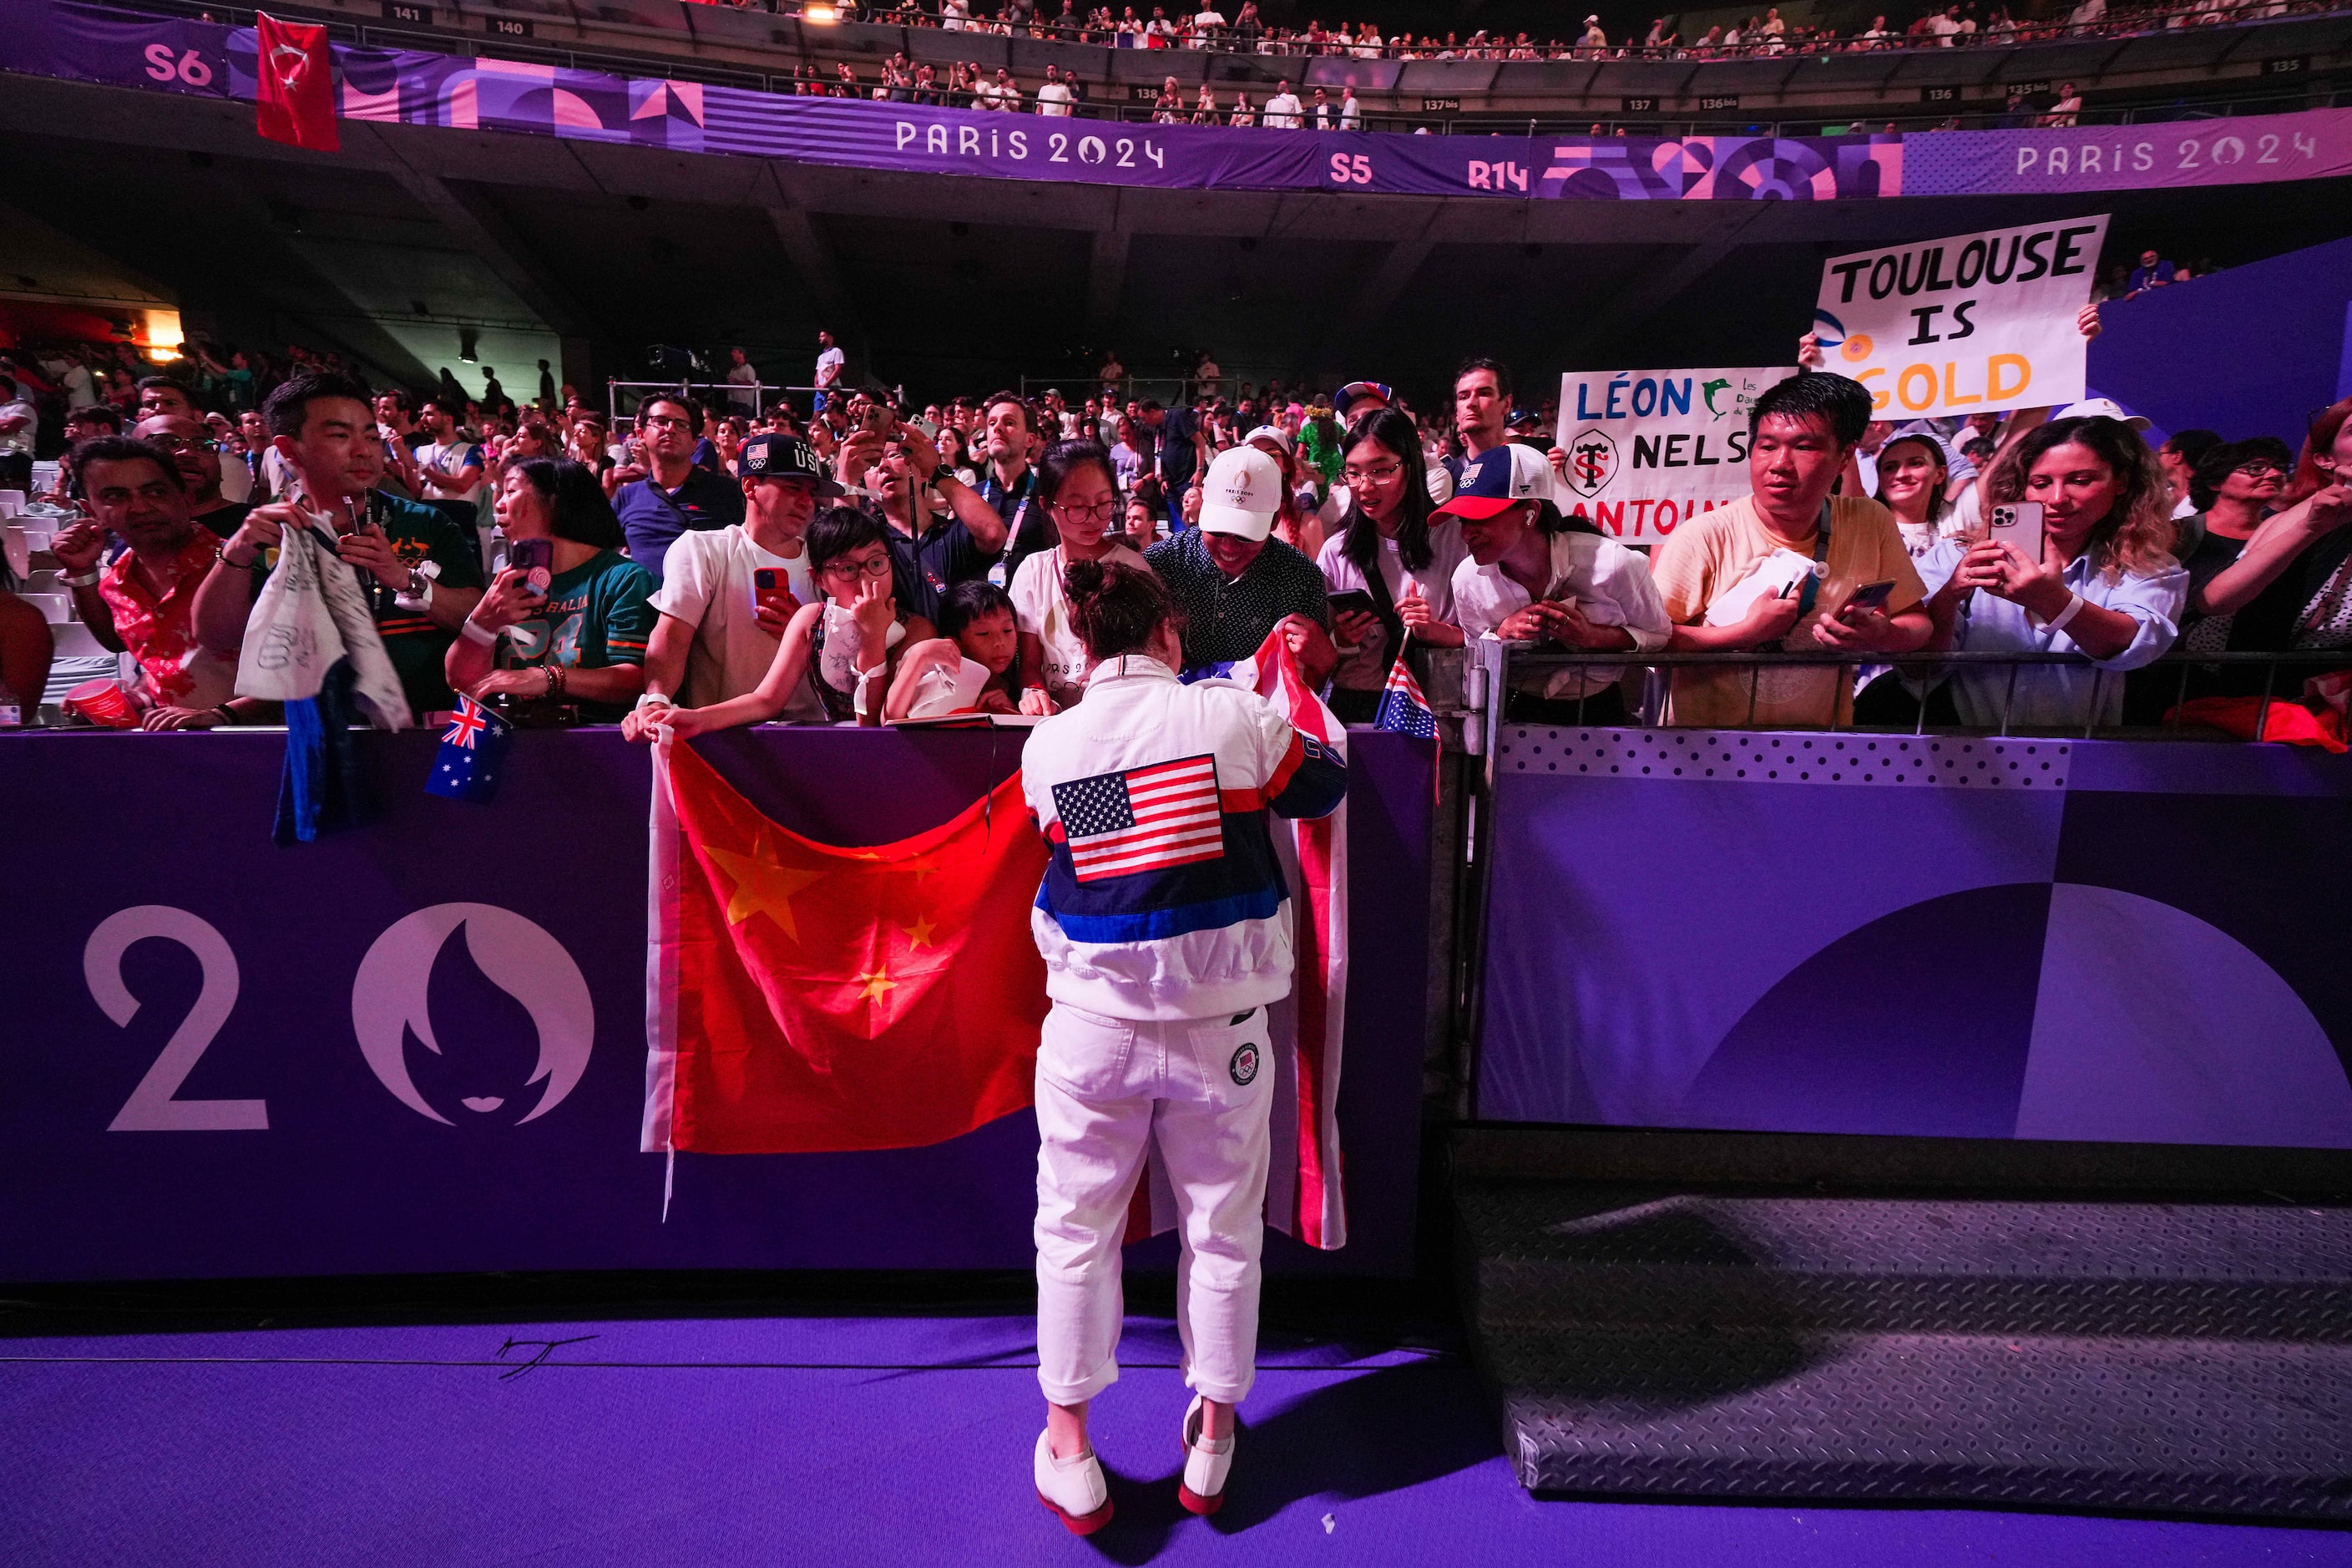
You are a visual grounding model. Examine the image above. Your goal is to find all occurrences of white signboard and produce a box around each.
[1553,367,1794,540]
[1813,215,2109,421]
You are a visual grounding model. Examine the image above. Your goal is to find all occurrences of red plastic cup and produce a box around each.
[63,679,140,729]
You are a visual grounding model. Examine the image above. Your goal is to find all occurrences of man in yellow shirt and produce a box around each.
[1651,372,1930,728]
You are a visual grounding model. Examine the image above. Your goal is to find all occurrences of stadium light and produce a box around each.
[804,3,839,21]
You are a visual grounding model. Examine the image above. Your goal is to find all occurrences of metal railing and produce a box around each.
[1464,644,2352,781]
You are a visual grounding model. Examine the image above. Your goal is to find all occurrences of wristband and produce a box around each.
[63,569,102,588]
[213,703,236,725]
[852,665,880,717]
[459,618,498,647]
[2045,592,2086,635]
[635,691,670,712]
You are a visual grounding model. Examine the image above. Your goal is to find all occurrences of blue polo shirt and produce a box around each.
[612,465,745,583]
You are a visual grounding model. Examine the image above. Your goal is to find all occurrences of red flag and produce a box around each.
[255,13,339,152]
[643,737,1051,1155]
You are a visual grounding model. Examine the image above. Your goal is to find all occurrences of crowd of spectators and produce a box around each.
[721,0,2334,66]
[3,311,2345,741]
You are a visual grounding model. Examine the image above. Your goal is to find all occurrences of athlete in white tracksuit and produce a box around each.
[1018,559,1346,1533]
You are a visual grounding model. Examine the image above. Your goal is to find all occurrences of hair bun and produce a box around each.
[1063,557,1107,604]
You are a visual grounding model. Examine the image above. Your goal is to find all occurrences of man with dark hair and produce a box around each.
[2158,427,2222,523]
[1449,357,1515,487]
[36,404,123,503]
[191,371,484,716]
[50,436,255,728]
[610,391,745,582]
[133,412,252,540]
[1651,370,1929,727]
[136,377,200,421]
[1142,392,1211,534]
[922,391,1047,586]
[412,399,486,534]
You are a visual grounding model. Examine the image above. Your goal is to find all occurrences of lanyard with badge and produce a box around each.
[1788,498,1834,625]
[982,468,1034,588]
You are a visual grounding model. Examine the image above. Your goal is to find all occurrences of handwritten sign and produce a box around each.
[1813,215,2109,418]
[1554,367,1794,539]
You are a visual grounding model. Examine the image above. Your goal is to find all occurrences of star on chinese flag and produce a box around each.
[645,737,1050,1154]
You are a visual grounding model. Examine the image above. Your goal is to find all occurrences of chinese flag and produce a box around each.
[255,13,340,152]
[646,737,1051,1154]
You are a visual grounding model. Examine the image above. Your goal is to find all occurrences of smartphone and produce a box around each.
[751,566,795,613]
[1325,589,1378,619]
[1990,501,2046,562]
[509,537,554,596]
[860,403,892,437]
[1844,579,1898,615]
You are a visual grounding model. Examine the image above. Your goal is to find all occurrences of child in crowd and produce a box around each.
[887,580,1056,719]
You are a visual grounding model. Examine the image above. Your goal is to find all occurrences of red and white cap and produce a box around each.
[1433,443,1555,522]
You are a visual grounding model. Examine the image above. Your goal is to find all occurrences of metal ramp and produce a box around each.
[1457,1182,2352,1518]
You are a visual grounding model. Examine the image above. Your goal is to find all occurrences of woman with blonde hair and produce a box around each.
[1925,414,2184,729]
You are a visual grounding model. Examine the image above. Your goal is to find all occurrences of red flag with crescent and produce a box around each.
[255,13,340,152]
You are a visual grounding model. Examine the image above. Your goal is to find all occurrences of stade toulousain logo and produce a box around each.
[351,903,594,1125]
[1560,427,1619,498]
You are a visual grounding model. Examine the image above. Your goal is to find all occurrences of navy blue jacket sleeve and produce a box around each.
[1266,730,1347,820]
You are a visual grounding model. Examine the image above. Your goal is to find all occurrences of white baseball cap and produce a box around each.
[1196,444,1283,540]
[2055,397,2152,431]
[1244,424,1295,456]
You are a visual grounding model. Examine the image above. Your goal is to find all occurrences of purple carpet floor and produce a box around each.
[3,1312,2349,1565]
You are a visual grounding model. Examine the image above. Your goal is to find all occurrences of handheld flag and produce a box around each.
[1372,653,1438,739]
[255,13,340,152]
[425,696,514,803]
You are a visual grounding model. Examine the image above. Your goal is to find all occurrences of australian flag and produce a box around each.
[1372,654,1438,739]
[424,695,513,804]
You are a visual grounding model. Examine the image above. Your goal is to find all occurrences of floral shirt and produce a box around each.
[99,525,238,711]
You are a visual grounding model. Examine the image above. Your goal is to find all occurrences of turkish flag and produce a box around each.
[255,13,339,152]
[644,737,1052,1155]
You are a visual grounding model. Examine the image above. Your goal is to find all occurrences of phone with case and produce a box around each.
[1989,501,2045,563]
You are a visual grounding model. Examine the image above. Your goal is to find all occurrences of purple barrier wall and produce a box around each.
[7,0,2352,201]
[0,726,1434,1282]
[2088,233,2352,449]
[1476,726,2352,1150]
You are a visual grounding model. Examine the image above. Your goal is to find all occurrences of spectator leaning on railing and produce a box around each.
[1651,372,1930,729]
[1928,415,2185,730]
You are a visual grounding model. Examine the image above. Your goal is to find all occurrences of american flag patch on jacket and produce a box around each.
[1051,754,1225,882]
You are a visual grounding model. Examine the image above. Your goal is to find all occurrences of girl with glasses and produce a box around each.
[1316,408,1469,723]
[1012,441,1152,710]
[625,507,934,736]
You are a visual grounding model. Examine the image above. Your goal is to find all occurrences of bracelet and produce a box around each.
[2045,592,2086,635]
[212,703,236,725]
[544,665,564,700]
[635,691,670,711]
[63,569,101,588]
[459,618,498,646]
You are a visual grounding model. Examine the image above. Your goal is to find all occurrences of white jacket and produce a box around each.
[1020,655,1346,1021]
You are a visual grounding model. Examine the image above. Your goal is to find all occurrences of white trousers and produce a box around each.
[1033,1000,1275,1408]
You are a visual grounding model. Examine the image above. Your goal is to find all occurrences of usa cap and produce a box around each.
[1433,443,1555,521]
[738,432,845,494]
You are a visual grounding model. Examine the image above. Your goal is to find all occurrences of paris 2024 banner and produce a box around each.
[7,0,2352,202]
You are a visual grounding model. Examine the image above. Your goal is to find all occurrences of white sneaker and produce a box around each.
[1034,1429,1113,1535]
[1177,1396,1234,1515]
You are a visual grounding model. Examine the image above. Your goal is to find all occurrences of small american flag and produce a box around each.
[1373,655,1438,739]
[1052,754,1225,883]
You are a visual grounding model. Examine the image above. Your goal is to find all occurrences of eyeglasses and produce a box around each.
[148,435,219,453]
[1343,463,1403,484]
[822,555,894,579]
[1051,498,1120,522]
[640,414,694,430]
[2233,461,2287,477]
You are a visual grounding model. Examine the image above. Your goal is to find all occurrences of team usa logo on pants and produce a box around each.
[1229,1042,1260,1086]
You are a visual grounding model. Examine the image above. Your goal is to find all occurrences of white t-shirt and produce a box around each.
[1451,528,1672,699]
[1316,520,1472,690]
[1036,80,1075,115]
[1339,94,1361,128]
[417,439,485,505]
[649,524,823,717]
[815,345,846,389]
[1262,92,1303,127]
[726,362,759,411]
[1009,543,1150,700]
[61,365,99,410]
[0,398,35,457]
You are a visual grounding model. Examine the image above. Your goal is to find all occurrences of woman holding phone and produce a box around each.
[1854,429,1969,726]
[446,457,655,723]
[1926,415,2185,730]
[1315,407,1469,724]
